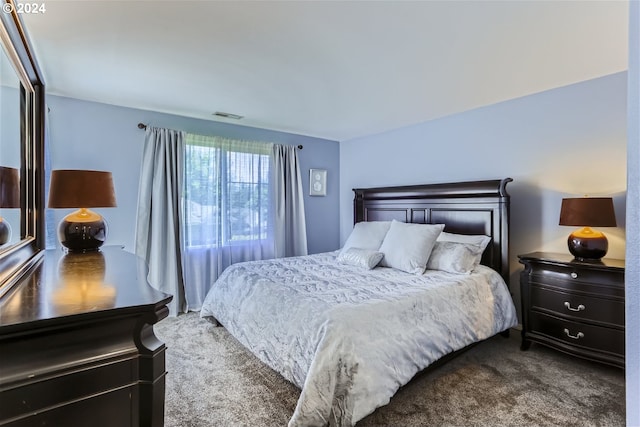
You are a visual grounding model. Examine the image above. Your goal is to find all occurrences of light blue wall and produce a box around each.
[45,95,340,255]
[0,86,21,246]
[340,72,628,314]
[0,86,20,168]
[626,0,639,423]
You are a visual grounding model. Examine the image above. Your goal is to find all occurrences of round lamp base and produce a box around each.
[567,228,608,261]
[58,216,108,252]
[0,220,11,245]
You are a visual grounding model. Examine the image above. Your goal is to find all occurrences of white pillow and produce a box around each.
[340,221,391,255]
[378,220,445,274]
[437,231,491,251]
[426,241,485,274]
[336,247,384,270]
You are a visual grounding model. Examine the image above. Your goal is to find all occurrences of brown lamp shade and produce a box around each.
[559,197,616,227]
[48,170,117,208]
[0,166,20,209]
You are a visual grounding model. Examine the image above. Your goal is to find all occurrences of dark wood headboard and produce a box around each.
[353,178,512,286]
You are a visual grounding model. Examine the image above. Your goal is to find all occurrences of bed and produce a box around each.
[200,178,518,427]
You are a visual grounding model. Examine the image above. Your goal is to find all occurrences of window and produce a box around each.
[183,134,272,248]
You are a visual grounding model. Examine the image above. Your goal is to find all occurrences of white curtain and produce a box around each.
[135,127,187,316]
[136,129,307,314]
[272,144,308,258]
[182,135,273,309]
[44,106,57,249]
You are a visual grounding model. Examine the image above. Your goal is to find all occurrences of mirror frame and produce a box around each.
[0,2,45,298]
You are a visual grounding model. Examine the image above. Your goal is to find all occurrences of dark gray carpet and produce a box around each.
[154,312,625,427]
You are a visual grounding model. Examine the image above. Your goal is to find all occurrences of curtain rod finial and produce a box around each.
[138,123,147,130]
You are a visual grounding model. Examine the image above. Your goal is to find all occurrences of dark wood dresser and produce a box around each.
[519,252,624,368]
[0,247,172,426]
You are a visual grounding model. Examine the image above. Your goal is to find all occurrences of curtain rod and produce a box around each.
[137,122,303,150]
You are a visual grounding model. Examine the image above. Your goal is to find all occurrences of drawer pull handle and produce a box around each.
[564,328,584,340]
[570,272,578,279]
[564,302,586,312]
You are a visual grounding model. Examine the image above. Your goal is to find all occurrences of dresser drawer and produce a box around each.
[529,312,625,356]
[0,356,138,421]
[530,264,624,297]
[4,386,135,427]
[529,285,624,327]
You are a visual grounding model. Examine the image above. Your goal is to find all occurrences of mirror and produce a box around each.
[0,40,22,249]
[0,5,45,298]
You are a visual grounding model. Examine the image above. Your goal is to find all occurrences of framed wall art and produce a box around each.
[309,169,327,196]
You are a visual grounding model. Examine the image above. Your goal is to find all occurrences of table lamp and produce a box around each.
[0,166,20,245]
[48,169,117,252]
[559,197,616,261]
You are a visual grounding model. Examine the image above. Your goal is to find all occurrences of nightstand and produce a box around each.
[519,252,625,368]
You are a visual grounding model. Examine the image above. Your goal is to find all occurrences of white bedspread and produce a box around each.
[200,251,518,427]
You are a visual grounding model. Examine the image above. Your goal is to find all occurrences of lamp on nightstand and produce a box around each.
[559,197,616,261]
[0,166,20,245]
[48,170,117,252]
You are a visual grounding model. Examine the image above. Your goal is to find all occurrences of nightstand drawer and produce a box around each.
[531,264,624,297]
[529,312,625,356]
[530,285,624,327]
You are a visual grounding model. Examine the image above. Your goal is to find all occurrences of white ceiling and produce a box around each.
[21,0,628,142]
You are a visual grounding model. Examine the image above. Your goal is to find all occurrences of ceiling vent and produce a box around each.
[213,111,243,120]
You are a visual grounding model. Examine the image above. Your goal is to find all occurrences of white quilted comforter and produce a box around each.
[200,251,518,427]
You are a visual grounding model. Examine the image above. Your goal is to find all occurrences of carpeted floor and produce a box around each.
[154,312,625,427]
